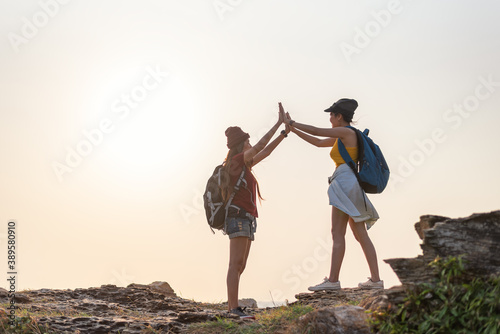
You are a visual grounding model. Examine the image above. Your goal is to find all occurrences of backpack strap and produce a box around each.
[337,126,368,208]
[216,166,246,234]
[337,127,358,176]
[231,167,246,203]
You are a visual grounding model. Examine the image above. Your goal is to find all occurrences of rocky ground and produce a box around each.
[1,282,237,333]
[1,210,498,333]
[0,281,392,333]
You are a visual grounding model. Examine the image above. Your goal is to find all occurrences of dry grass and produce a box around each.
[186,304,314,334]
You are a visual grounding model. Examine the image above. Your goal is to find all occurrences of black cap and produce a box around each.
[324,98,358,114]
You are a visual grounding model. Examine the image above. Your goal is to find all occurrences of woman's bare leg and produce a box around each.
[328,207,350,282]
[227,237,252,310]
[349,218,380,282]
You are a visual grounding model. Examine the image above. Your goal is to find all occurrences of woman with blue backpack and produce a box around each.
[221,105,290,319]
[282,99,384,291]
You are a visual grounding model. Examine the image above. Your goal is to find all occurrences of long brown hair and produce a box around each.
[221,142,263,204]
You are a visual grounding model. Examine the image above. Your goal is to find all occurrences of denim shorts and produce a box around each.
[225,216,257,241]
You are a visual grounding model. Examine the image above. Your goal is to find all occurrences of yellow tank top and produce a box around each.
[330,139,358,168]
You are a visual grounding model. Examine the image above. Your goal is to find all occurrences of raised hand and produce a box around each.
[278,102,285,124]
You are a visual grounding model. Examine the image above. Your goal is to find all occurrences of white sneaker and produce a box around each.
[358,277,384,289]
[308,277,341,291]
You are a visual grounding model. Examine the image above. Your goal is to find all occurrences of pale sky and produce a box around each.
[1,0,499,306]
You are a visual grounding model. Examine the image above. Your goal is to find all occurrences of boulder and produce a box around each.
[414,214,449,240]
[148,281,176,297]
[385,210,500,286]
[294,288,378,309]
[221,298,258,309]
[0,287,31,304]
[239,298,258,309]
[298,305,371,334]
[359,286,407,313]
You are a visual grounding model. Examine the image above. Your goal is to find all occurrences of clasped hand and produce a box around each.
[278,102,294,133]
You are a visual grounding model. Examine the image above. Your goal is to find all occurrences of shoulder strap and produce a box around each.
[338,127,368,207]
[337,126,358,173]
[224,166,246,213]
[338,138,357,170]
[232,166,247,193]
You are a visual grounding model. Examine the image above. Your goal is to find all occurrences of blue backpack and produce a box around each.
[337,126,390,194]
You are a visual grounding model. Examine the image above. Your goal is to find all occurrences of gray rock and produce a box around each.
[148,281,176,297]
[238,298,258,308]
[17,282,227,333]
[359,286,407,313]
[0,287,31,303]
[294,288,378,309]
[414,215,449,240]
[298,305,371,334]
[385,210,500,286]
